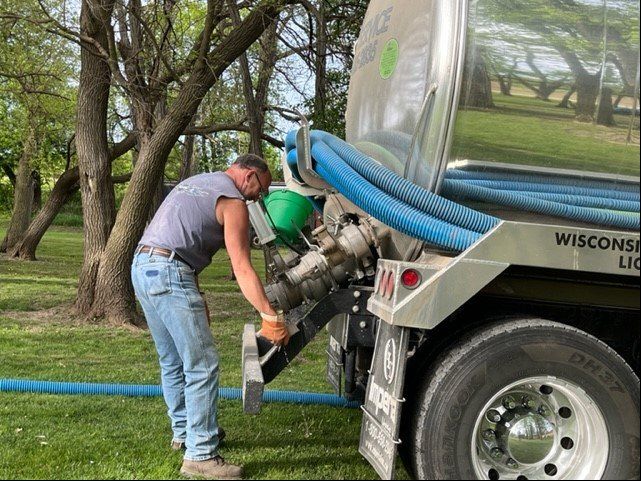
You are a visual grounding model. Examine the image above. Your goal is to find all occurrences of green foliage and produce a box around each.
[264,144,284,181]
[0,0,76,218]
[0,178,13,212]
[306,69,351,138]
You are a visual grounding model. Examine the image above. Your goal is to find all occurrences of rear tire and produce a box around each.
[408,318,640,480]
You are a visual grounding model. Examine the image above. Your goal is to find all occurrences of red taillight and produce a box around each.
[401,269,421,289]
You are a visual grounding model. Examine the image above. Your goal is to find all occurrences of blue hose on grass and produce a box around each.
[0,378,360,408]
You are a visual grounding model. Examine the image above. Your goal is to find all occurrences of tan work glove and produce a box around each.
[258,311,290,346]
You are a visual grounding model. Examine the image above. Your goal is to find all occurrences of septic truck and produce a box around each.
[242,0,640,479]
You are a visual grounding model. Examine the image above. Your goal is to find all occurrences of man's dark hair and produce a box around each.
[232,153,269,173]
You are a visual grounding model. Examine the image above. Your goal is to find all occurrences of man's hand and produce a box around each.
[257,312,290,346]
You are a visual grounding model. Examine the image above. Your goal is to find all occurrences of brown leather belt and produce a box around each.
[137,245,192,270]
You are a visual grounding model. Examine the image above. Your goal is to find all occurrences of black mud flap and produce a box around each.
[359,321,410,480]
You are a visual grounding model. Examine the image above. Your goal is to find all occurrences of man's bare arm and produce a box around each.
[217,197,276,316]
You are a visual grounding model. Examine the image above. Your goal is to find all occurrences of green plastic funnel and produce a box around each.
[264,190,313,244]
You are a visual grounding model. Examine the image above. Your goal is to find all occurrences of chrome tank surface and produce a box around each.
[345,0,639,235]
[345,0,465,191]
[447,0,640,180]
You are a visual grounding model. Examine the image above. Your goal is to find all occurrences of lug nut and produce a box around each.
[522,396,536,409]
[490,447,503,459]
[506,458,518,469]
[482,429,496,440]
[502,395,517,410]
[352,305,360,313]
[486,409,502,423]
[353,290,362,298]
[359,320,367,329]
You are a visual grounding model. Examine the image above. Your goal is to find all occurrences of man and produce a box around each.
[131,154,289,480]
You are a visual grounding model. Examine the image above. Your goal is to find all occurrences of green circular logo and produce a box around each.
[379,38,399,79]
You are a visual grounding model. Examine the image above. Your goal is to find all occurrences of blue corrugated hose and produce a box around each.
[0,378,360,408]
[286,129,640,237]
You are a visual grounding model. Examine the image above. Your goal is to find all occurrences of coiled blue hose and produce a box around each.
[308,141,482,251]
[287,129,639,235]
[445,168,641,194]
[310,131,500,234]
[0,378,360,408]
[454,178,639,203]
[441,179,639,230]
[502,191,639,212]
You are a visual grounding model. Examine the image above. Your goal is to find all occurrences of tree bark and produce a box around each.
[179,133,197,181]
[89,0,291,324]
[313,0,327,129]
[558,84,576,108]
[8,167,80,260]
[6,133,136,261]
[497,74,512,95]
[74,0,117,316]
[1,126,37,253]
[463,47,494,108]
[558,48,608,124]
[596,87,615,126]
[2,164,16,186]
[31,170,41,214]
[231,2,280,157]
[574,71,600,122]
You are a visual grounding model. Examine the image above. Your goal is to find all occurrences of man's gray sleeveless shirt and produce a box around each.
[139,172,244,274]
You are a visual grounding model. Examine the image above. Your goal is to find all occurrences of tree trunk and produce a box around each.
[1,126,37,253]
[231,3,264,157]
[313,0,328,129]
[8,167,80,260]
[31,170,41,214]
[89,0,290,324]
[575,71,600,122]
[558,85,576,108]
[596,87,615,126]
[1,163,16,186]
[7,134,136,261]
[497,74,512,95]
[75,0,116,316]
[464,47,494,108]
[558,49,606,123]
[179,133,196,181]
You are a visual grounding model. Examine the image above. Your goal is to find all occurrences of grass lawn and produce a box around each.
[0,220,401,479]
[453,93,640,176]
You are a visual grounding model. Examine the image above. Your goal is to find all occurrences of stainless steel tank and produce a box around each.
[346,0,640,224]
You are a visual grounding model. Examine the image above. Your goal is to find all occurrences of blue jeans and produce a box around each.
[131,250,221,461]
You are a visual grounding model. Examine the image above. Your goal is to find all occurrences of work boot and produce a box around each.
[172,428,226,451]
[180,456,243,480]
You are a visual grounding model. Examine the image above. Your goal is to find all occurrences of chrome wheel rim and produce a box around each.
[471,376,608,480]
